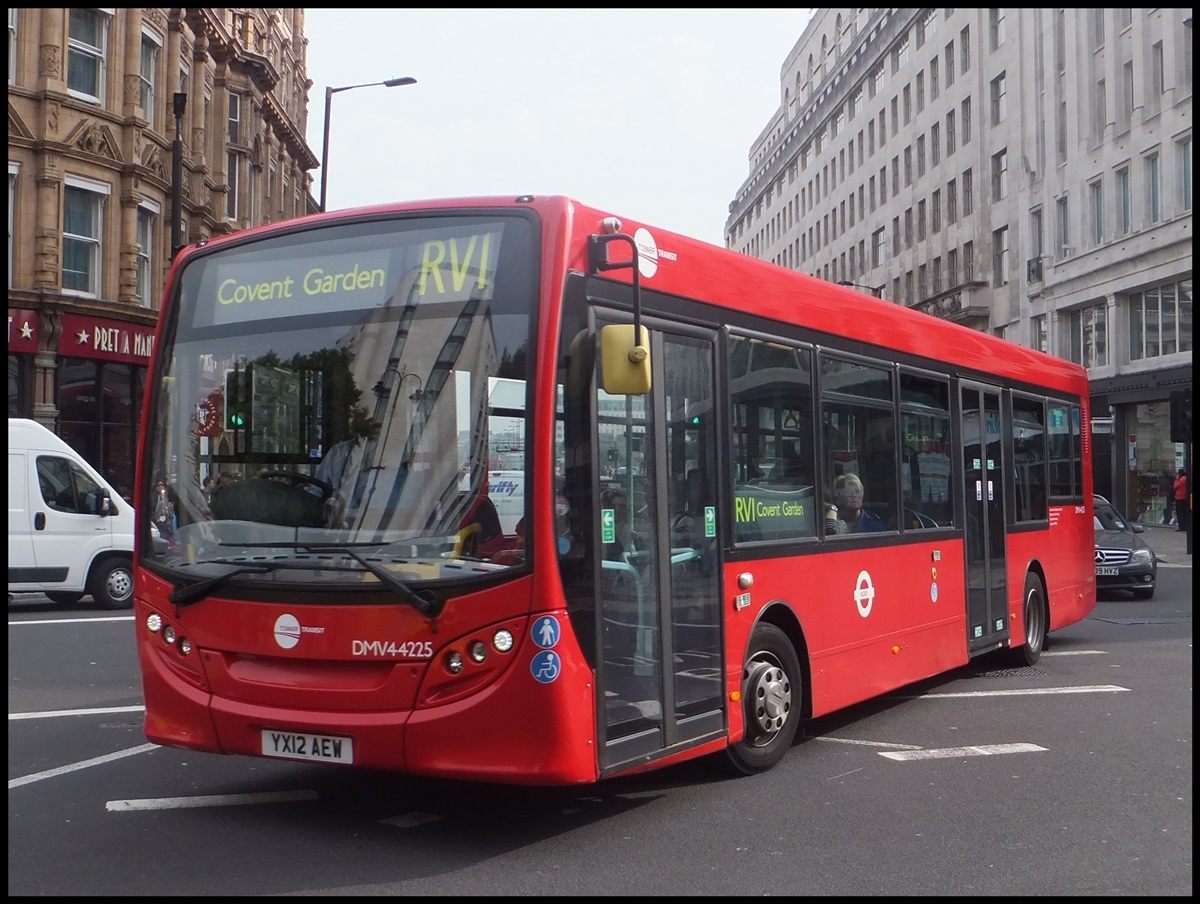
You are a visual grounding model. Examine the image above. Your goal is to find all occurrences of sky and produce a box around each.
[303,9,816,247]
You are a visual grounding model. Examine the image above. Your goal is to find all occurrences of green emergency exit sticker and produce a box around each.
[601,508,615,544]
[704,506,716,538]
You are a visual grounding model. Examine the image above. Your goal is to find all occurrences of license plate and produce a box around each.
[1095,566,1119,576]
[261,729,354,764]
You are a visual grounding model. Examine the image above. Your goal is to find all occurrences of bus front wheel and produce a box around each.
[723,623,802,776]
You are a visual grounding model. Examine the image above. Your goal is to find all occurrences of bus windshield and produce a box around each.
[143,212,537,590]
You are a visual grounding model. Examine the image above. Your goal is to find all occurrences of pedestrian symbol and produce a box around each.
[532,615,561,649]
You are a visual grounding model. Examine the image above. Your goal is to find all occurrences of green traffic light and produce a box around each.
[230,414,244,426]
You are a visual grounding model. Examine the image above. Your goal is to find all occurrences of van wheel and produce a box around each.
[721,623,802,776]
[46,591,84,605]
[90,558,134,609]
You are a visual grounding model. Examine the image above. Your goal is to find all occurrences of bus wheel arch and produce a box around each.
[721,607,808,776]
[1010,568,1047,666]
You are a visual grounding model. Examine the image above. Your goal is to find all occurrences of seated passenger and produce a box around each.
[834,473,886,533]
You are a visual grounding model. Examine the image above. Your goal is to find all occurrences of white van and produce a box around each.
[7,418,136,608]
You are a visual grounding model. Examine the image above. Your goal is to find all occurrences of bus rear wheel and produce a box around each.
[1011,572,1046,666]
[722,623,802,776]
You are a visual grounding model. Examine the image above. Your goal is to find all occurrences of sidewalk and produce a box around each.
[1138,522,1193,565]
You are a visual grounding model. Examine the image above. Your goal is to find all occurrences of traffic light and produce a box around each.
[225,368,247,430]
[1169,390,1191,444]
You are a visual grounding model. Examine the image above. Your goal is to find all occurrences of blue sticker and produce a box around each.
[531,615,561,649]
[931,582,939,602]
[530,650,561,683]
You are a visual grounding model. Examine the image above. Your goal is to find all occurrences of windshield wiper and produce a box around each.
[220,542,447,618]
[169,563,280,607]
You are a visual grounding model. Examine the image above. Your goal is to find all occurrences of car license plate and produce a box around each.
[1095,566,1119,576]
[261,729,354,764]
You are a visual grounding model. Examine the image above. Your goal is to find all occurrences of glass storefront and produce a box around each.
[1124,400,1184,525]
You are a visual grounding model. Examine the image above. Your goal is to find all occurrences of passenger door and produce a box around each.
[960,383,1009,652]
[594,322,725,773]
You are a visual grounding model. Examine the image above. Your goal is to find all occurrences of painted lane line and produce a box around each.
[904,684,1130,699]
[9,743,158,790]
[10,705,144,721]
[880,742,1047,761]
[107,790,319,811]
[1044,649,1108,655]
[815,737,923,750]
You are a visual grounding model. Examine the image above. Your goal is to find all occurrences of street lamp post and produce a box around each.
[836,279,885,298]
[319,76,417,212]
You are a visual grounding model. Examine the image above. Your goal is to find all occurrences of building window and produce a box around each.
[989,9,1006,50]
[894,215,902,254]
[896,37,911,70]
[945,41,956,88]
[1057,196,1071,253]
[852,89,863,119]
[917,135,926,176]
[918,199,927,241]
[948,248,959,286]
[931,123,940,165]
[1030,208,1044,256]
[872,65,884,97]
[990,71,1007,125]
[139,27,161,129]
[916,72,925,113]
[1129,281,1193,360]
[1089,179,1103,245]
[136,204,157,308]
[961,97,971,144]
[1094,78,1106,141]
[872,227,886,266]
[227,92,242,144]
[903,84,912,124]
[1150,41,1165,102]
[992,225,1009,286]
[1092,9,1105,49]
[932,190,942,232]
[904,146,913,185]
[1120,61,1134,131]
[904,207,913,246]
[918,263,928,299]
[1145,152,1161,223]
[963,168,974,215]
[946,109,956,154]
[932,256,942,294]
[947,178,958,224]
[1180,136,1193,212]
[930,57,939,100]
[1031,314,1048,352]
[963,241,974,282]
[1068,303,1107,367]
[226,151,240,221]
[1117,167,1131,235]
[960,25,970,73]
[9,8,17,83]
[991,149,1008,200]
[62,182,107,296]
[67,8,109,102]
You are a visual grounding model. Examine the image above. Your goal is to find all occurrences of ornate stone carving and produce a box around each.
[66,121,124,163]
[144,144,167,180]
[39,44,60,78]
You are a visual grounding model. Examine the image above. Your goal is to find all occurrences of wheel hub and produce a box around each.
[746,659,792,738]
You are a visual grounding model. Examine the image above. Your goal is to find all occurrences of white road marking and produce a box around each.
[880,742,1047,761]
[816,737,922,750]
[9,616,134,626]
[10,705,144,721]
[107,790,319,811]
[1044,649,1108,655]
[8,743,158,789]
[911,684,1129,699]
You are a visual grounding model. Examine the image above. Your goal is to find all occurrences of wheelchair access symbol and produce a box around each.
[530,650,561,683]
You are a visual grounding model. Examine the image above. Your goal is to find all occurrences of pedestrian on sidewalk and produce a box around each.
[1173,468,1189,533]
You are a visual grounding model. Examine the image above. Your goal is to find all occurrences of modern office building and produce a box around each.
[726,8,1192,523]
[8,8,316,497]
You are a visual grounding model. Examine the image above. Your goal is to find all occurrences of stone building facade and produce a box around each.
[726,8,1191,523]
[8,8,317,498]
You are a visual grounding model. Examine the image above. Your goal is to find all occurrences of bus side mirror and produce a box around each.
[600,324,651,395]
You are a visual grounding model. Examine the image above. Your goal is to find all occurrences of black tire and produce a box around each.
[721,623,802,776]
[1131,586,1155,600]
[89,557,134,609]
[45,591,84,605]
[1010,572,1046,666]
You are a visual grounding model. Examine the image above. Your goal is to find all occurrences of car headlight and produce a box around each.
[1130,548,1154,565]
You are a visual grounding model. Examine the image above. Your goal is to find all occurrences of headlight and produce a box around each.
[1130,548,1154,565]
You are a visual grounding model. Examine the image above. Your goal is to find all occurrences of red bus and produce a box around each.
[134,195,1095,783]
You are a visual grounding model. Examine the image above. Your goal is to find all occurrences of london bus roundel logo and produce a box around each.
[274,614,302,649]
[634,227,659,278]
[853,570,876,618]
